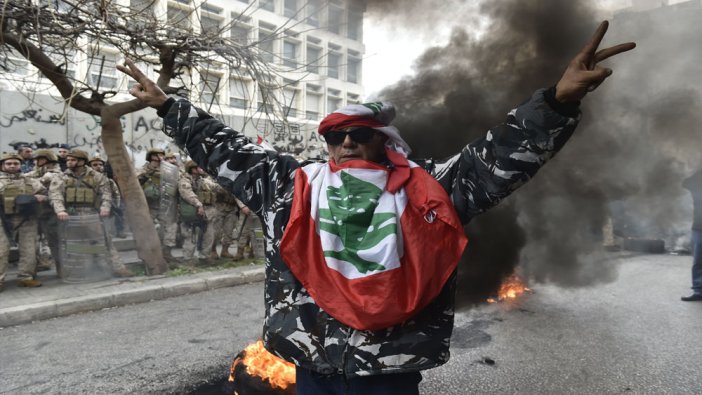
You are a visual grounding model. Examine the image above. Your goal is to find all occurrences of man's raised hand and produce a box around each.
[555,21,636,103]
[116,59,169,108]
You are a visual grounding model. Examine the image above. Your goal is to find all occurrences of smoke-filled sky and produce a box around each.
[359,0,702,306]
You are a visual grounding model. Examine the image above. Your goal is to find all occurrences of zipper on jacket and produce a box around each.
[340,327,354,390]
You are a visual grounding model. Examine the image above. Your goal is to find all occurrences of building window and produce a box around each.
[229,79,248,109]
[230,25,250,44]
[259,25,276,63]
[306,46,321,74]
[327,96,342,113]
[306,0,321,27]
[306,93,321,121]
[130,0,152,12]
[283,87,299,118]
[327,52,340,79]
[167,5,192,31]
[348,10,362,40]
[200,72,221,107]
[259,0,274,12]
[327,5,343,35]
[40,0,71,12]
[347,56,360,84]
[88,53,118,89]
[200,15,221,35]
[283,41,298,68]
[284,0,298,19]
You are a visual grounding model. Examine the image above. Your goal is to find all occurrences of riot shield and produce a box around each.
[59,213,112,283]
[159,160,179,224]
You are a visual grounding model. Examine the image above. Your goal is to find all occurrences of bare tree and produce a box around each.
[0,0,320,273]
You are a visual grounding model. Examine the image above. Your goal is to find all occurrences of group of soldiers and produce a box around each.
[136,147,258,265]
[0,145,258,292]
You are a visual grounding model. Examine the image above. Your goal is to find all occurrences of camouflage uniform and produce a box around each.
[26,150,63,274]
[0,156,45,287]
[177,166,216,260]
[233,203,258,260]
[210,182,240,258]
[160,89,580,377]
[49,153,130,275]
[136,156,177,253]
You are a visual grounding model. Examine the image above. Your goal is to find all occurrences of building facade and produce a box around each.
[0,0,365,163]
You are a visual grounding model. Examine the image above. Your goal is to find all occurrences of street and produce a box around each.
[1,252,701,394]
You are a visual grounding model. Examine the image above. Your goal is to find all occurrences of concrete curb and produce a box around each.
[0,266,265,328]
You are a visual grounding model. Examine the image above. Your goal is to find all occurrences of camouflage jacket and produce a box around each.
[49,166,112,214]
[160,89,580,377]
[26,162,63,188]
[0,172,45,217]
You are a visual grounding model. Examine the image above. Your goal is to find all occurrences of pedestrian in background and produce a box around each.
[682,169,702,302]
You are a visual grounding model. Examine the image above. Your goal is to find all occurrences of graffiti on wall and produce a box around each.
[0,91,327,162]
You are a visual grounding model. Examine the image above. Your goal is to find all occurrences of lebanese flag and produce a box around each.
[280,157,468,331]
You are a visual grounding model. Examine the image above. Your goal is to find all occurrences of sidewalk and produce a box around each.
[0,240,265,328]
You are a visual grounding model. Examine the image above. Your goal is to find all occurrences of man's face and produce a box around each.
[325,127,388,165]
[36,158,48,167]
[19,147,33,159]
[57,148,69,158]
[150,153,164,163]
[90,161,105,173]
[66,157,84,169]
[2,159,21,174]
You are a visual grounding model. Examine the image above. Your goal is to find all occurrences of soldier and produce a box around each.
[26,149,63,274]
[233,202,258,261]
[89,156,126,239]
[209,184,240,259]
[49,149,134,278]
[0,153,47,290]
[178,160,216,261]
[164,151,179,166]
[57,144,70,171]
[17,145,35,173]
[136,147,177,261]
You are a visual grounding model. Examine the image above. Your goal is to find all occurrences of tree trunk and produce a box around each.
[101,106,168,275]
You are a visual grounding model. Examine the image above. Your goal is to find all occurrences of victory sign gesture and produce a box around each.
[555,21,636,103]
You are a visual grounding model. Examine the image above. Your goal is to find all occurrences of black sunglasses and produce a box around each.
[323,127,378,145]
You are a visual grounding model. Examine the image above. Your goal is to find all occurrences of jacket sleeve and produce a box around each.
[178,175,202,208]
[427,88,580,224]
[49,176,66,214]
[160,98,300,214]
[96,173,112,211]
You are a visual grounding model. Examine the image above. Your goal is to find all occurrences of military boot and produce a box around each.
[113,266,136,278]
[220,243,234,259]
[209,245,219,260]
[162,246,176,261]
[18,278,42,287]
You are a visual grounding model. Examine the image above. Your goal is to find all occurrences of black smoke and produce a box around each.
[362,0,702,306]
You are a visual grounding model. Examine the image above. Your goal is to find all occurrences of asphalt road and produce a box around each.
[1,252,701,394]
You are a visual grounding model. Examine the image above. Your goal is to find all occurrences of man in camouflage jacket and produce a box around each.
[119,22,634,393]
[27,149,64,275]
[178,160,217,261]
[0,153,47,290]
[49,149,134,278]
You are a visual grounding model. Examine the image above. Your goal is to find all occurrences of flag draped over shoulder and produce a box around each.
[280,158,468,331]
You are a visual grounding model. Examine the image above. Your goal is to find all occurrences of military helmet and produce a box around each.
[33,149,59,162]
[0,153,23,164]
[184,160,199,172]
[89,156,106,165]
[66,149,90,161]
[146,147,166,161]
[164,151,177,160]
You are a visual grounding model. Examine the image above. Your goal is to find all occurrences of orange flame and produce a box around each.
[229,340,296,391]
[487,275,531,303]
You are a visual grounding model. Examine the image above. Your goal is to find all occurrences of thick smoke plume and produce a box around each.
[363,0,702,306]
